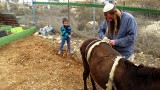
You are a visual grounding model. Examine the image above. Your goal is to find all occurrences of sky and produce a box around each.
[15,0,68,3]
[1,0,61,3]
[1,0,92,3]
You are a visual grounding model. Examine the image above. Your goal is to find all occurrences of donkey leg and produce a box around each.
[90,75,97,90]
[83,69,90,90]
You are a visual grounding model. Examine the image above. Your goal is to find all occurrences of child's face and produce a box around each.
[63,21,68,26]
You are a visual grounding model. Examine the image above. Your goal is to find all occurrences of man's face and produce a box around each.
[104,9,115,21]
[104,13,114,21]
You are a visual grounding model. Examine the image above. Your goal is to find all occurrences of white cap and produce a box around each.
[103,2,114,12]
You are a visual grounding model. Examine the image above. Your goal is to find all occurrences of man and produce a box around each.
[98,2,138,61]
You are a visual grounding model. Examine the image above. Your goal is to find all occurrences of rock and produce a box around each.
[86,21,99,30]
[47,36,53,40]
[34,32,39,36]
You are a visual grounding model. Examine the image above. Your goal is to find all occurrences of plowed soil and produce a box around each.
[0,36,94,90]
[0,35,159,90]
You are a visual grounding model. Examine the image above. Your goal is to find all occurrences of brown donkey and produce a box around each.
[80,38,160,90]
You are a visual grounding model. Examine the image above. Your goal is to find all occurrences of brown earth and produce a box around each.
[0,35,159,90]
[0,35,97,90]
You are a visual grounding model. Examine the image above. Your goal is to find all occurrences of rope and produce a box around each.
[86,38,109,61]
[106,56,122,90]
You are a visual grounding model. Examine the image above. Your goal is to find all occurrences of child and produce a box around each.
[58,18,73,55]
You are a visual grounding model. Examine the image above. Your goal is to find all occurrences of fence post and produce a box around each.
[93,0,96,31]
[123,0,125,7]
[68,0,70,23]
[32,0,37,27]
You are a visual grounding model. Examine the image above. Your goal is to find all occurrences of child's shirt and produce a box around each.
[61,25,72,40]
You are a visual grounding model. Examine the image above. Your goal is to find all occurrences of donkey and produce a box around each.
[80,38,160,90]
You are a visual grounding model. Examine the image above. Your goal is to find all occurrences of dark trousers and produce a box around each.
[59,38,71,52]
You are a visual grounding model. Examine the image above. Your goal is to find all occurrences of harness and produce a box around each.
[85,38,122,90]
[85,39,99,61]
[85,38,110,61]
[106,56,122,90]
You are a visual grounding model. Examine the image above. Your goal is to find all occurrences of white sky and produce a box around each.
[1,0,90,3]
[1,0,55,3]
[18,0,69,3]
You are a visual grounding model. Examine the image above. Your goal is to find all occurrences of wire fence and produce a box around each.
[33,1,160,57]
[0,1,160,58]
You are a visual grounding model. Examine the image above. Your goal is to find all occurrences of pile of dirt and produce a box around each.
[0,36,96,90]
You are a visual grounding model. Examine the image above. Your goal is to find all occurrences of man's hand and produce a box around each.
[102,37,110,42]
[109,40,116,46]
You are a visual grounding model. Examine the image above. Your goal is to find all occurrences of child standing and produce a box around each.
[58,18,72,55]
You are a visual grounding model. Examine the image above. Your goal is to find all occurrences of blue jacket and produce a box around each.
[61,25,72,40]
[98,11,138,59]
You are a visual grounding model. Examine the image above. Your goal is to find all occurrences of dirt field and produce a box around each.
[0,35,95,90]
[0,34,160,90]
